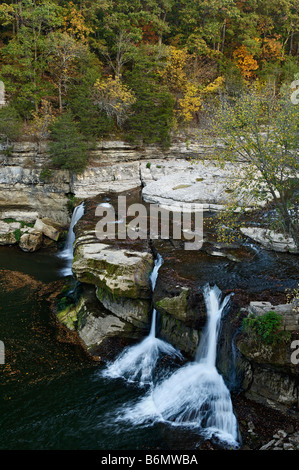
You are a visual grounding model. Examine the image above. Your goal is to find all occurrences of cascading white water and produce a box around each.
[117,284,239,447]
[59,203,85,276]
[102,254,183,386]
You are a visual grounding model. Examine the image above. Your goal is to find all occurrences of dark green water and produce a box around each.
[0,247,172,451]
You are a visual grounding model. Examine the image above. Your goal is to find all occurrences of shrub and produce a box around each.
[0,104,22,144]
[242,310,290,346]
[49,110,88,174]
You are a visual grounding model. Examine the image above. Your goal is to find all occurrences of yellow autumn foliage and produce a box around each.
[63,2,93,42]
[178,83,202,122]
[93,75,136,126]
[159,46,190,93]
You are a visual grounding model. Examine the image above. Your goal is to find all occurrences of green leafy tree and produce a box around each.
[67,55,115,143]
[205,84,299,248]
[0,0,64,117]
[0,104,22,145]
[125,48,175,146]
[48,109,88,173]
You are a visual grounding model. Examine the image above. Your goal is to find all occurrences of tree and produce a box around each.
[205,84,299,248]
[0,104,22,146]
[48,109,88,173]
[92,75,136,128]
[25,99,56,152]
[47,32,88,112]
[0,1,64,116]
[125,50,175,146]
[233,45,259,80]
[67,53,115,144]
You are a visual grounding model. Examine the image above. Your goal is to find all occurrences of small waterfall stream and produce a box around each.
[59,203,85,276]
[61,205,239,446]
[102,254,183,386]
[116,284,239,447]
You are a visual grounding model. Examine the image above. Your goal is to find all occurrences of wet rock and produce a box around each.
[159,312,200,357]
[156,287,190,322]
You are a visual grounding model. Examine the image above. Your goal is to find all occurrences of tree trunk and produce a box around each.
[58,82,62,112]
[221,20,226,54]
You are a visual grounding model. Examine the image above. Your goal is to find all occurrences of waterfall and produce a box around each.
[59,203,85,276]
[102,254,183,386]
[118,284,239,448]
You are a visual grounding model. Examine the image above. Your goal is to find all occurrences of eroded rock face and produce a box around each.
[0,166,70,225]
[235,301,299,413]
[56,286,142,352]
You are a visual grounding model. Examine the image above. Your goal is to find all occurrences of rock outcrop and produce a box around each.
[0,220,20,245]
[0,165,71,225]
[241,227,298,254]
[19,230,43,252]
[235,301,299,413]
[142,160,268,212]
[0,216,67,251]
[72,241,154,300]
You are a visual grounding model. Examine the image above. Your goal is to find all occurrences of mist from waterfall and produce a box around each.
[116,284,239,447]
[102,254,183,387]
[59,203,85,276]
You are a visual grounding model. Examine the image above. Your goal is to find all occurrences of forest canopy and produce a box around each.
[0,0,298,152]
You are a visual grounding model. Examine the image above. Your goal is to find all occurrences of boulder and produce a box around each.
[240,227,298,254]
[34,218,60,241]
[72,242,154,300]
[19,231,43,253]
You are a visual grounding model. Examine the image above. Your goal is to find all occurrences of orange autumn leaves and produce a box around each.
[233,37,284,80]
